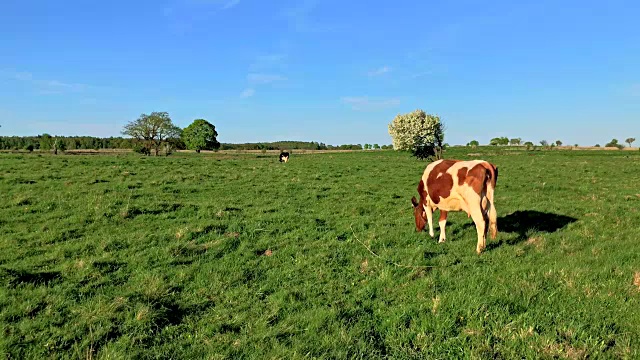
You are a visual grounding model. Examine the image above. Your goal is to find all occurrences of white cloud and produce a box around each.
[2,120,120,137]
[164,0,240,33]
[43,80,87,92]
[341,96,400,111]
[221,0,240,10]
[2,70,88,95]
[14,72,33,81]
[240,88,255,98]
[247,73,287,84]
[368,66,391,77]
[240,48,289,98]
[281,0,341,33]
[249,53,288,71]
[410,71,432,78]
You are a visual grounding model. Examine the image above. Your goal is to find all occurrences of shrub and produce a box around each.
[605,139,623,149]
[164,143,175,156]
[133,144,151,156]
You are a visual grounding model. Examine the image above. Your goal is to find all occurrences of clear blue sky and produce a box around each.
[1,0,639,146]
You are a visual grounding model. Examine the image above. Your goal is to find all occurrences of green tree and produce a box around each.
[53,138,66,155]
[181,119,220,153]
[555,140,563,147]
[524,141,534,150]
[468,140,480,147]
[373,144,380,149]
[39,134,53,151]
[605,138,623,149]
[540,140,549,147]
[626,137,635,147]
[490,137,508,146]
[594,144,601,147]
[122,112,182,156]
[509,138,521,146]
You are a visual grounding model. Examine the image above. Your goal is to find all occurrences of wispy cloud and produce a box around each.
[221,0,240,10]
[240,88,255,98]
[281,0,341,33]
[14,72,33,81]
[43,80,87,92]
[409,71,433,79]
[341,96,400,111]
[368,66,391,77]
[2,70,88,95]
[22,121,120,137]
[249,53,288,71]
[247,73,287,84]
[164,0,240,32]
[240,45,290,98]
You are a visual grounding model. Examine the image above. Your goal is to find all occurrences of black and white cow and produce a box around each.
[279,151,290,163]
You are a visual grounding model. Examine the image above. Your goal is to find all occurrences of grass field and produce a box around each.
[1,148,640,359]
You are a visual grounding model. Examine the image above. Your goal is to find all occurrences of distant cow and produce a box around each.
[279,151,290,163]
[411,159,498,254]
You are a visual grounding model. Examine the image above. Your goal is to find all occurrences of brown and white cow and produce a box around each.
[411,159,498,254]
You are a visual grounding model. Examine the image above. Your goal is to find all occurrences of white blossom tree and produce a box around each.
[388,109,445,159]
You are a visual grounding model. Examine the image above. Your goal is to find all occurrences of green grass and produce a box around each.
[1,148,639,359]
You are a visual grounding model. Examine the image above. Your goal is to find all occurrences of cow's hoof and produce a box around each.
[438,239,446,244]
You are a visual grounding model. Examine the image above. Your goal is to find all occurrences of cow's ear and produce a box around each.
[411,196,419,207]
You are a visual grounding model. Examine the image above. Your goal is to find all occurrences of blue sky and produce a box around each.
[1,0,639,146]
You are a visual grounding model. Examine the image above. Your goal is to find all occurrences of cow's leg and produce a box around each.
[424,204,435,238]
[470,201,487,254]
[438,210,448,243]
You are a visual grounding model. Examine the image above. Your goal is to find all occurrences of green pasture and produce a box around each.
[1,148,639,359]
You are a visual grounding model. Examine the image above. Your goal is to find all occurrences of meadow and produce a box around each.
[1,147,639,359]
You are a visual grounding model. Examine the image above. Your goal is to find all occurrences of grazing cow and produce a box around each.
[411,159,498,254]
[279,151,290,163]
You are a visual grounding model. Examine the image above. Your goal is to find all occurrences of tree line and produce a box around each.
[0,112,393,154]
[0,135,394,153]
[0,135,137,151]
[220,142,393,151]
[467,137,636,149]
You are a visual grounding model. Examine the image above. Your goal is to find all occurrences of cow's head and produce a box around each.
[411,196,427,232]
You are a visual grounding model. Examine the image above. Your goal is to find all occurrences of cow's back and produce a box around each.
[421,159,495,212]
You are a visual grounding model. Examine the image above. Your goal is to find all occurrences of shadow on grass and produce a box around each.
[487,210,578,250]
[1,267,62,287]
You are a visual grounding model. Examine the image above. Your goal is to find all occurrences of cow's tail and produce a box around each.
[486,165,498,239]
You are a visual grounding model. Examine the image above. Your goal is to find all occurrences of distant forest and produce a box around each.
[0,135,392,151]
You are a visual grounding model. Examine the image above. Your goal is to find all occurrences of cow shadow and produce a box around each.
[486,210,578,250]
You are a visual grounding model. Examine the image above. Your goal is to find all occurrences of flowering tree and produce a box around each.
[387,109,445,160]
